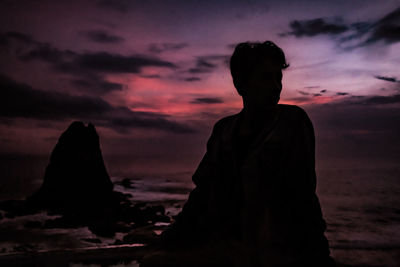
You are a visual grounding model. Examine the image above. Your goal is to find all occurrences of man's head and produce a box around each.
[230,41,289,106]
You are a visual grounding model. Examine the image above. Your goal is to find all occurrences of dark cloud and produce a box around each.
[96,0,133,12]
[0,31,36,45]
[297,89,323,97]
[189,58,217,74]
[191,97,224,104]
[140,74,162,79]
[298,90,310,95]
[71,77,123,93]
[184,77,201,82]
[320,89,327,93]
[339,8,400,48]
[281,18,349,37]
[304,86,321,89]
[82,30,124,44]
[0,73,112,120]
[336,92,349,96]
[341,7,399,48]
[2,32,176,93]
[287,96,311,102]
[348,94,400,105]
[75,52,176,73]
[20,38,176,74]
[148,43,189,54]
[188,55,229,74]
[375,75,398,83]
[21,43,77,65]
[282,7,400,48]
[96,0,269,18]
[363,7,400,45]
[0,74,194,134]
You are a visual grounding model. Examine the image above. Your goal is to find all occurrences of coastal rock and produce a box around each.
[28,121,113,213]
[115,178,136,189]
[81,238,102,244]
[24,220,42,228]
[0,199,39,218]
[0,121,173,242]
[123,228,158,244]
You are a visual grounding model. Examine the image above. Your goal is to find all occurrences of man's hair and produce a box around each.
[230,41,289,95]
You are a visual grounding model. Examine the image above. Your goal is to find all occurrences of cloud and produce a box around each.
[0,31,36,46]
[363,7,400,45]
[297,90,324,97]
[188,55,229,74]
[0,73,112,120]
[71,77,123,93]
[0,74,194,134]
[22,45,176,74]
[348,94,400,105]
[298,90,310,96]
[375,75,399,83]
[2,32,176,93]
[282,7,400,48]
[81,30,124,44]
[189,58,217,74]
[148,42,189,54]
[338,7,400,48]
[75,52,176,73]
[336,92,349,96]
[184,77,201,82]
[140,74,162,79]
[287,96,311,103]
[281,18,349,37]
[191,97,224,104]
[96,0,133,12]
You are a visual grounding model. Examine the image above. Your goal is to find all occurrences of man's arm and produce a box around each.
[158,119,224,245]
[285,108,330,256]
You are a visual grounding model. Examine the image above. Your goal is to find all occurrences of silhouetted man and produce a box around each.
[140,41,335,267]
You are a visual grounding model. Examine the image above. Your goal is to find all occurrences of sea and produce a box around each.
[0,155,399,266]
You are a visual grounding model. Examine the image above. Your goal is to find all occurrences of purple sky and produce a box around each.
[0,0,399,175]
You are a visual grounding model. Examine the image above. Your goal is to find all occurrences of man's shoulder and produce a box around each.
[278,104,310,120]
[278,104,306,114]
[278,104,314,135]
[213,113,240,130]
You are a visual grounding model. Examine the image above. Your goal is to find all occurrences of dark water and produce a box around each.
[0,156,399,266]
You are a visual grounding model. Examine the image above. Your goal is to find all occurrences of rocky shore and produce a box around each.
[0,122,175,265]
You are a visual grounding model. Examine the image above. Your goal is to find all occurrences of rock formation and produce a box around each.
[1,121,170,238]
[28,121,114,213]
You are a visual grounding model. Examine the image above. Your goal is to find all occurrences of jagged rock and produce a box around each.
[123,228,158,244]
[24,220,42,228]
[0,199,39,218]
[115,178,136,189]
[43,216,84,229]
[88,220,117,237]
[0,121,174,242]
[81,238,102,244]
[112,239,123,245]
[28,121,113,213]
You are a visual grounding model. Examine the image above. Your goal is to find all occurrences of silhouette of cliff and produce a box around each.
[28,121,114,213]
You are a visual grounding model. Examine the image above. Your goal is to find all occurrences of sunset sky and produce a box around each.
[1,0,399,176]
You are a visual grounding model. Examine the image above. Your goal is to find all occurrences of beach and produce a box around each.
[0,157,399,266]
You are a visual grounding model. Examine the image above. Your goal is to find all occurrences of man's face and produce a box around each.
[243,61,282,107]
